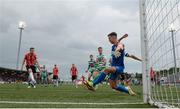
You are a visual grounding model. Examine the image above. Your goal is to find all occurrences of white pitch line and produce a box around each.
[0,101,144,105]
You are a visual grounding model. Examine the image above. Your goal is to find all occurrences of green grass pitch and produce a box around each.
[0,83,156,108]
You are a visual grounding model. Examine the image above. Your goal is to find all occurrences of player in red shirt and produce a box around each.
[53,64,59,87]
[150,67,156,87]
[21,47,41,88]
[70,64,78,85]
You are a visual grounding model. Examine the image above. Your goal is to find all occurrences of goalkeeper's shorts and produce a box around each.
[109,66,124,80]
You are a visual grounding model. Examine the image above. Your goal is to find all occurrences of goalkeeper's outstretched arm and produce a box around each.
[118,34,128,42]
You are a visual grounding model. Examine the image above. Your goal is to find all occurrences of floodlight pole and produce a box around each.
[169,29,177,69]
[16,22,25,70]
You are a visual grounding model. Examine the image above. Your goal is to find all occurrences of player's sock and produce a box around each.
[56,80,58,86]
[53,80,56,86]
[28,82,31,86]
[29,81,34,87]
[93,72,106,87]
[115,84,129,93]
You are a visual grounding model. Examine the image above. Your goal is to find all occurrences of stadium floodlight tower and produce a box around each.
[16,21,26,70]
[169,24,180,103]
[169,24,177,69]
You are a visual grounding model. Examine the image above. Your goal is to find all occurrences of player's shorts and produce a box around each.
[109,66,124,80]
[53,75,58,79]
[96,66,107,72]
[88,67,96,74]
[41,76,47,80]
[72,75,77,81]
[26,65,36,73]
[151,78,156,81]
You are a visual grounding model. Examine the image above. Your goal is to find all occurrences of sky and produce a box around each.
[0,0,142,80]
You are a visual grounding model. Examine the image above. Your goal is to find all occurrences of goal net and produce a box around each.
[140,0,180,108]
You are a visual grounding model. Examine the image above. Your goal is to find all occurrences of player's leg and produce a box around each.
[74,75,78,88]
[92,66,100,78]
[88,73,92,81]
[30,66,38,87]
[109,74,135,95]
[88,68,94,81]
[92,67,116,87]
[83,67,116,91]
[31,66,37,81]
[56,76,59,87]
[109,67,136,96]
[42,77,45,86]
[41,76,44,85]
[27,79,31,88]
[45,77,48,86]
[109,79,129,93]
[31,72,36,88]
[32,79,36,88]
[28,75,36,88]
[44,78,48,87]
[71,75,74,83]
[124,73,132,86]
[92,71,99,80]
[26,66,31,88]
[53,75,56,87]
[99,66,108,84]
[108,70,129,93]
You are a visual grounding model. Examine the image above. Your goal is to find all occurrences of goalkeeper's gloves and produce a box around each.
[114,50,121,58]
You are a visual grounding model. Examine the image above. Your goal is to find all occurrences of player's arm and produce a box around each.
[103,57,107,66]
[46,70,48,76]
[35,60,41,72]
[21,58,26,71]
[70,68,72,75]
[125,53,142,62]
[114,43,124,58]
[96,57,98,63]
[118,34,128,42]
[87,63,90,70]
[116,43,124,51]
[76,68,78,75]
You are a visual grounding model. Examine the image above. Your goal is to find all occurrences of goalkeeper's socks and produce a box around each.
[93,72,106,87]
[115,84,129,93]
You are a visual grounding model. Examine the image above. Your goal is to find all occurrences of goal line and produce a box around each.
[0,101,144,105]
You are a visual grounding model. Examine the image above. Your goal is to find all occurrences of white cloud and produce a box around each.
[0,0,141,80]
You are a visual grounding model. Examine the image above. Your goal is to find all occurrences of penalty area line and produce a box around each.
[0,101,145,105]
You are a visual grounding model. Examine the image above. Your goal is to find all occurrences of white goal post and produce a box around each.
[139,0,180,108]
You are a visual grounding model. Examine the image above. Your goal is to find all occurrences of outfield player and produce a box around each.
[118,33,141,86]
[95,47,107,74]
[92,47,107,84]
[150,67,156,87]
[41,65,48,87]
[21,47,41,88]
[87,54,96,81]
[95,34,128,82]
[83,32,142,96]
[70,64,78,87]
[53,64,59,87]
